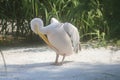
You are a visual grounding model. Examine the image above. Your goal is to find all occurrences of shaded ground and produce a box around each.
[0,46,120,80]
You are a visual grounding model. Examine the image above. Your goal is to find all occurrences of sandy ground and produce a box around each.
[0,46,120,80]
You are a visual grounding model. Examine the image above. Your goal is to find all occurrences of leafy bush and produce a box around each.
[0,0,120,42]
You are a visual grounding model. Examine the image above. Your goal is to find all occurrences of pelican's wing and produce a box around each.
[63,23,80,53]
[50,18,59,23]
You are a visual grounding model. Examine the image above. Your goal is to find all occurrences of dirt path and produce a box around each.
[0,46,120,80]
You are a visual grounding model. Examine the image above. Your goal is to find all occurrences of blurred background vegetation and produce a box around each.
[0,0,120,46]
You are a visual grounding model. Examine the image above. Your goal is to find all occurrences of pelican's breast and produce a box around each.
[47,27,73,56]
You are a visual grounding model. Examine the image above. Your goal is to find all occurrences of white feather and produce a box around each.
[63,22,80,53]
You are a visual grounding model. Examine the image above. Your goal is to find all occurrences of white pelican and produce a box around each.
[30,18,80,65]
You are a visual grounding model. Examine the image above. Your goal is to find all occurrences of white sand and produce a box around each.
[0,46,120,80]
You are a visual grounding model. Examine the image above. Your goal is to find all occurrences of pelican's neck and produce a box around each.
[37,19,44,28]
[37,21,48,34]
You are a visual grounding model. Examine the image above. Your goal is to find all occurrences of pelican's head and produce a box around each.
[50,18,59,24]
[30,18,44,34]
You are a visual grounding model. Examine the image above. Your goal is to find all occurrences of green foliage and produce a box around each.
[0,0,120,43]
[102,0,120,39]
[116,40,120,47]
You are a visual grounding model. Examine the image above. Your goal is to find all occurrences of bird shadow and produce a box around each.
[1,61,120,80]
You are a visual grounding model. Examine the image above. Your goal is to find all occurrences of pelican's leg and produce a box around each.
[51,54,59,65]
[55,54,59,64]
[52,54,65,66]
[61,54,66,65]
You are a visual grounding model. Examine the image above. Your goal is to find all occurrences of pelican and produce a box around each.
[30,18,80,65]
